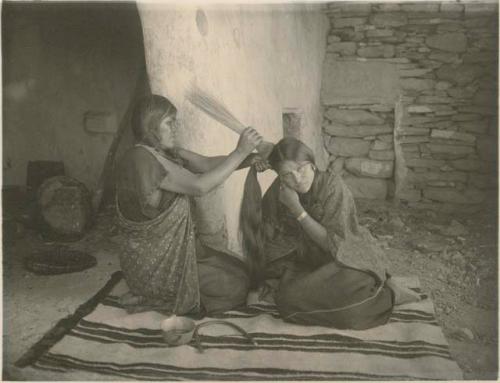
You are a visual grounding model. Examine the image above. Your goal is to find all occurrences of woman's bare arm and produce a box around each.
[296,213,330,252]
[176,148,258,173]
[158,128,262,197]
[279,185,330,251]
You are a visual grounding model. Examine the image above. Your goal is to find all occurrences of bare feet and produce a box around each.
[119,291,146,306]
[386,278,422,305]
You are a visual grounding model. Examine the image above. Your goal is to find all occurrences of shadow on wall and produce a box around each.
[2,2,147,194]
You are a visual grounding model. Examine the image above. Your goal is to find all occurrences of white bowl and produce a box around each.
[160,316,196,346]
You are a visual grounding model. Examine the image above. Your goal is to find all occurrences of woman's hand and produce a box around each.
[236,127,263,155]
[279,184,304,217]
[249,154,270,172]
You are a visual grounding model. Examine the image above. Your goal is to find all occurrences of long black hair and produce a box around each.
[239,137,315,288]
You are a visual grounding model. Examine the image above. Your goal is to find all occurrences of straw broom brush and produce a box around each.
[187,85,274,159]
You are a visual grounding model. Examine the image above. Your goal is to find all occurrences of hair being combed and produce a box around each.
[240,167,264,289]
[240,137,316,288]
[131,94,176,147]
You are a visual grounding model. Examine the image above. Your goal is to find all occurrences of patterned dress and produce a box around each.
[115,144,249,315]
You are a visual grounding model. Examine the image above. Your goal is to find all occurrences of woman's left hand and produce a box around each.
[250,154,270,172]
[279,184,303,215]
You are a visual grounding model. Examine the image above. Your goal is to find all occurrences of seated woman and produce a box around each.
[115,94,263,316]
[240,137,420,330]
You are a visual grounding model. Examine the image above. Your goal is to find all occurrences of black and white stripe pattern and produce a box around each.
[35,352,441,381]
[66,319,451,360]
[26,279,462,381]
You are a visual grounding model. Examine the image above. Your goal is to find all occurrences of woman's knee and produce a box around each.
[274,280,304,317]
[199,264,250,313]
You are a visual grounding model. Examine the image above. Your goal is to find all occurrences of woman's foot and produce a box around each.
[386,279,422,305]
[119,291,146,306]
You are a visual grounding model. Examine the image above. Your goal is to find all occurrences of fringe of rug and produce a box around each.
[15,271,123,368]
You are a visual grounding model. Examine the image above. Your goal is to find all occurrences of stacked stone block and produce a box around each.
[323,1,498,207]
[324,105,395,199]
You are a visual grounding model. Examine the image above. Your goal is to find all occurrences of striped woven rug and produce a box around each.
[19,273,463,380]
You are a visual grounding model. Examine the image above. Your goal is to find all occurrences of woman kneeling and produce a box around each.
[115,95,262,316]
[240,137,420,330]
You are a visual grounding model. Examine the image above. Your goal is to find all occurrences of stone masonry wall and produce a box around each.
[322,1,498,209]
[324,104,396,199]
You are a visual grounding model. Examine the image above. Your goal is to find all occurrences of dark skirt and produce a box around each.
[275,262,394,330]
[197,245,250,315]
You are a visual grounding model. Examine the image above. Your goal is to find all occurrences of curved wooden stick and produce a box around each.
[193,320,258,353]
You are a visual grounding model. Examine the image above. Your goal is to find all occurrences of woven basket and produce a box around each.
[24,248,97,275]
[37,176,93,242]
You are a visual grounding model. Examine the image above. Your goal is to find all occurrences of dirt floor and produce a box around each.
[2,192,498,380]
[356,199,498,380]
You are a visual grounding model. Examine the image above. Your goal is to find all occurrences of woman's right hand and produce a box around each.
[236,127,263,155]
